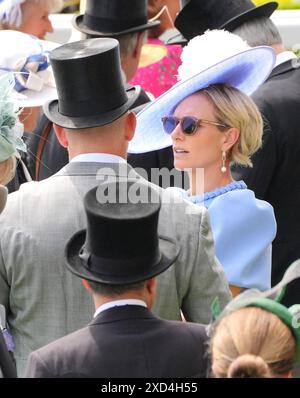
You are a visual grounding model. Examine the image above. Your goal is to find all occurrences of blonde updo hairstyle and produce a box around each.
[211,307,296,378]
[0,156,16,186]
[197,83,263,167]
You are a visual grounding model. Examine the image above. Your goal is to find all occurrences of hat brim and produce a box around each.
[221,2,278,32]
[172,2,277,43]
[73,14,160,37]
[7,38,59,108]
[128,46,275,154]
[65,229,180,284]
[14,85,57,108]
[43,85,141,129]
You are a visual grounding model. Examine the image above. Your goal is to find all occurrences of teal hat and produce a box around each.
[0,73,26,162]
[211,260,300,362]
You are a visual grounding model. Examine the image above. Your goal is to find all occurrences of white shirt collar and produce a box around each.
[71,153,127,164]
[275,51,297,68]
[94,299,147,318]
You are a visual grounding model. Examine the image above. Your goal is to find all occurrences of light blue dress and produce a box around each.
[168,181,276,291]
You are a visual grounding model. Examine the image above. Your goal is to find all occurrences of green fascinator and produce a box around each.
[0,73,26,162]
[211,260,300,362]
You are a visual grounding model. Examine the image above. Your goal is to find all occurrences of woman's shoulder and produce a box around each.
[212,186,274,215]
[208,186,276,237]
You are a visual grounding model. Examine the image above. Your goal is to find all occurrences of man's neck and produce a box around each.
[271,43,286,55]
[68,150,127,162]
[93,293,149,310]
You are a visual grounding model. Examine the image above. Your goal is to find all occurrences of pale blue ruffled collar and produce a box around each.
[180,180,247,207]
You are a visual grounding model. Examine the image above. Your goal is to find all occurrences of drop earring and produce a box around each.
[221,151,227,173]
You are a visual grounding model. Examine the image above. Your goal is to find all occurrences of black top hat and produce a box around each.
[65,181,180,285]
[73,0,160,38]
[43,38,140,129]
[169,0,278,45]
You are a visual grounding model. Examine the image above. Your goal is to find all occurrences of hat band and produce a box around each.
[58,91,128,117]
[80,246,162,278]
[82,14,148,34]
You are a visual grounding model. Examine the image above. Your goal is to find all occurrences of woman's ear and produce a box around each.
[222,127,240,152]
[53,123,68,148]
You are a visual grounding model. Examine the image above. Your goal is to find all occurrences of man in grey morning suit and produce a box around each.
[0,37,231,376]
[25,181,209,378]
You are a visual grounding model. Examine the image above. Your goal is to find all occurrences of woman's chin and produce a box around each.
[174,160,186,171]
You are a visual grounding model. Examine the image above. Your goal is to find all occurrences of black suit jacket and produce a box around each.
[25,306,208,378]
[232,59,300,305]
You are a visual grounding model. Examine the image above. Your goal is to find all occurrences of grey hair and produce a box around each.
[86,280,146,297]
[233,16,282,47]
[85,31,144,58]
[118,33,140,57]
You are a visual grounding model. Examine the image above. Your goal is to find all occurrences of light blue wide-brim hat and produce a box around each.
[128,30,275,154]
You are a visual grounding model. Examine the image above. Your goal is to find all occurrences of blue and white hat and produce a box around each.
[0,0,25,27]
[0,30,59,107]
[128,29,275,154]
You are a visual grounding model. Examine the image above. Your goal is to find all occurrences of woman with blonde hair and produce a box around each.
[210,260,300,378]
[0,0,63,39]
[212,307,295,378]
[129,30,277,294]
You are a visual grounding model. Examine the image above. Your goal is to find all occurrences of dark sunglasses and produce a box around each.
[161,116,229,135]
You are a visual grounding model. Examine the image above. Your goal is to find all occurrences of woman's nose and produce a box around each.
[46,17,54,33]
[171,122,183,141]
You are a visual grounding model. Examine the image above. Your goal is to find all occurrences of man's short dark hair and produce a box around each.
[87,279,146,296]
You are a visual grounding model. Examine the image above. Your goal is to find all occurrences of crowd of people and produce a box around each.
[0,0,300,379]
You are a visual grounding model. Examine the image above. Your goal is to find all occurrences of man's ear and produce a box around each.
[146,277,157,296]
[53,123,68,148]
[222,127,240,152]
[124,111,136,142]
[133,32,146,59]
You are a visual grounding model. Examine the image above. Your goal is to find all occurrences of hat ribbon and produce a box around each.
[0,52,54,93]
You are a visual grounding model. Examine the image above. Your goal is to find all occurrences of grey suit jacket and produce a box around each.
[0,161,231,376]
